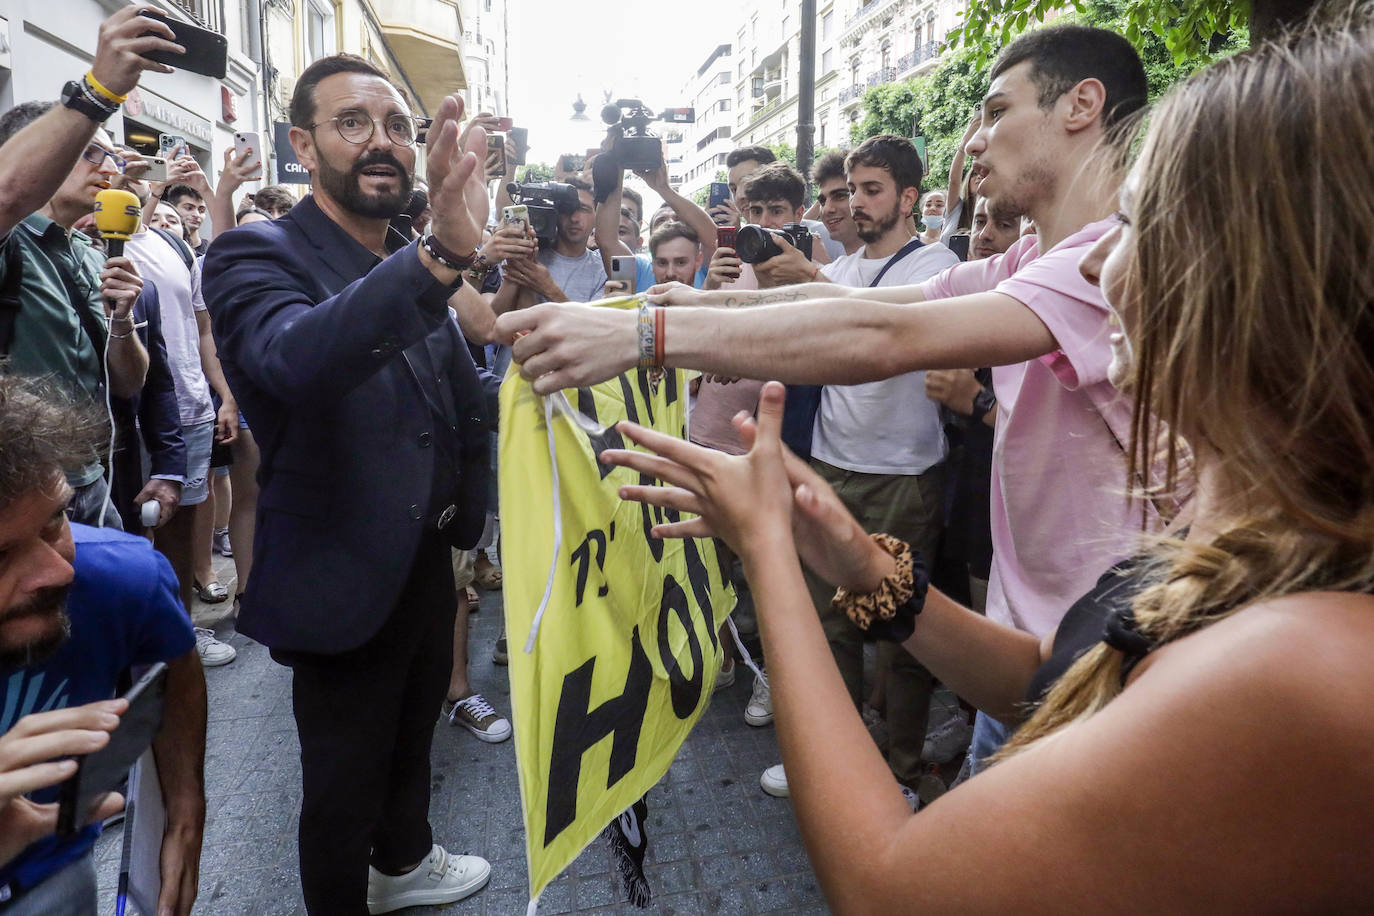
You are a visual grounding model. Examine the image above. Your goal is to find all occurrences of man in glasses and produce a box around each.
[203,53,498,914]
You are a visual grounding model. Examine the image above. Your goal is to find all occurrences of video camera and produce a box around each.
[736,223,814,263]
[505,181,581,246]
[599,99,694,173]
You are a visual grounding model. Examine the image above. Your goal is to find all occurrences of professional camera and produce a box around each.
[735,222,814,263]
[505,181,581,246]
[599,99,694,173]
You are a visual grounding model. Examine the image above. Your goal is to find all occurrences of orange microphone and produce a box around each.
[93,188,142,258]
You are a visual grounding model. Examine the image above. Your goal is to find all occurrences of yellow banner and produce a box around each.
[499,318,734,905]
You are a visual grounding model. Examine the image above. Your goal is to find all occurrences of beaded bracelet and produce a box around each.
[831,533,930,642]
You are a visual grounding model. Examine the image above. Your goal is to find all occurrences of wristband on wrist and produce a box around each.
[420,232,477,272]
[637,302,658,370]
[653,303,665,367]
[831,533,930,643]
[84,71,127,104]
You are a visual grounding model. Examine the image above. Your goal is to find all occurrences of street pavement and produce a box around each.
[94,554,828,915]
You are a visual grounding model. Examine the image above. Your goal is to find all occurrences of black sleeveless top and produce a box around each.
[1025,560,1146,704]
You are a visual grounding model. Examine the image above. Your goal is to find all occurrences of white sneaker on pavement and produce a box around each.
[194,627,236,666]
[444,692,512,743]
[744,673,772,726]
[366,844,490,914]
[760,763,789,798]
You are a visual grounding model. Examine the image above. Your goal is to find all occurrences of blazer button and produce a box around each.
[418,432,432,447]
[408,504,422,520]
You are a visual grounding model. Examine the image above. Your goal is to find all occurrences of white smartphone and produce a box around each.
[233,131,262,171]
[140,155,170,183]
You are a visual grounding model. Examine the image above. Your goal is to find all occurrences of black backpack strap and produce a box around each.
[151,226,195,272]
[0,234,23,358]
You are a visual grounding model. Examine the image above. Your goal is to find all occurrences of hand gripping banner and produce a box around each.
[499,307,734,911]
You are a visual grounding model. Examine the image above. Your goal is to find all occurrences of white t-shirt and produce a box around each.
[810,240,960,475]
[125,229,214,427]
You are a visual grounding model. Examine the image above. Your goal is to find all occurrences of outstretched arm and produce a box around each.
[501,289,1055,395]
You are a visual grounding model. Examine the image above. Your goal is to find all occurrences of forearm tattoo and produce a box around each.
[720,289,808,309]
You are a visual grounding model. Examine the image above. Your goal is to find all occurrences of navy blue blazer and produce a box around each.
[202,196,491,654]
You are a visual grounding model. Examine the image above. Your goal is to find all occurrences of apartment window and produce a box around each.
[719,72,731,85]
[305,0,337,62]
[914,22,923,48]
[822,48,833,73]
[485,0,491,10]
[881,39,891,72]
[717,153,729,165]
[719,99,731,111]
[822,11,833,40]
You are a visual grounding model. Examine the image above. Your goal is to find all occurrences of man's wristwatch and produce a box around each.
[61,78,119,124]
[969,386,997,425]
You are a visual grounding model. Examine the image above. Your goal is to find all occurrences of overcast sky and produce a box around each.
[505,0,741,212]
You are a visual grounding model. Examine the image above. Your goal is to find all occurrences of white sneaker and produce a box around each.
[194,628,236,666]
[759,763,789,798]
[744,673,772,726]
[713,659,736,692]
[444,693,512,743]
[900,784,920,812]
[366,844,490,914]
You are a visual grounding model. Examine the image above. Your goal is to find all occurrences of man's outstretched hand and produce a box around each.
[493,303,639,395]
[426,94,488,256]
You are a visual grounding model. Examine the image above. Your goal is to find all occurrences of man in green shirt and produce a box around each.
[0,6,182,526]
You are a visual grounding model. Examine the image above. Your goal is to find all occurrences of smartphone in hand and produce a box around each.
[137,10,228,79]
[56,663,168,838]
[609,256,637,294]
[234,131,262,171]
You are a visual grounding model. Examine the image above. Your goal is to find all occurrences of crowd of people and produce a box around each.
[1,2,1372,914]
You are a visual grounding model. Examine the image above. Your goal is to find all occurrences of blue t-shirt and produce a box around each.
[0,524,194,894]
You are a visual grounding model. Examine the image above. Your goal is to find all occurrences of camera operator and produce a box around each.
[722,145,844,260]
[498,177,605,306]
[594,147,717,294]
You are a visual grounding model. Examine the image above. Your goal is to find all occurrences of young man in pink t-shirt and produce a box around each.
[497,25,1153,770]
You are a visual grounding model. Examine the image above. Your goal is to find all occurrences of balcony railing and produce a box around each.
[843,0,897,34]
[169,0,224,34]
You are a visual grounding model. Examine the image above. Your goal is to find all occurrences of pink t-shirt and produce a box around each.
[920,217,1149,637]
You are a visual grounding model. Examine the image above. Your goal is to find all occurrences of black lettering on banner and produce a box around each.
[633,371,656,428]
[570,529,611,606]
[711,538,732,589]
[679,538,720,654]
[577,387,624,479]
[656,574,707,719]
[545,627,653,846]
[637,472,684,563]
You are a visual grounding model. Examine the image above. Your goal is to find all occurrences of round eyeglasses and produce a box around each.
[308,109,431,147]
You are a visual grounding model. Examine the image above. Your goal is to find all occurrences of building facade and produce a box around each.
[457,0,509,118]
[674,42,734,198]
[669,0,965,186]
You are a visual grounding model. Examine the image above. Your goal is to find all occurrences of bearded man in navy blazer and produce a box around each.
[203,54,498,915]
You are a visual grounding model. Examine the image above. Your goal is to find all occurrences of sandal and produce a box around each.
[194,579,229,603]
[474,559,503,591]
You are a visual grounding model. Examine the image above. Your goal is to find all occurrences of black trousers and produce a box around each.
[275,533,456,915]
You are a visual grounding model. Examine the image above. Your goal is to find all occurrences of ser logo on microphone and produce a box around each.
[93,200,141,219]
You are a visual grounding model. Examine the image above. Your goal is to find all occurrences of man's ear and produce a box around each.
[289,125,318,173]
[1061,78,1108,134]
[900,185,922,218]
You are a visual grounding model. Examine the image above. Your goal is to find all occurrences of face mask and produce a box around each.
[924,214,944,230]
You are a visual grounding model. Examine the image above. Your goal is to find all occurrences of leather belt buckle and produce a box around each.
[436,504,457,530]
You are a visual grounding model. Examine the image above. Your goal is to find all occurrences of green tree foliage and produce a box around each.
[689,169,729,207]
[949,0,1255,66]
[850,0,1246,189]
[516,162,554,183]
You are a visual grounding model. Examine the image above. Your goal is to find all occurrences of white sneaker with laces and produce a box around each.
[194,628,236,667]
[759,763,789,798]
[366,844,490,914]
[744,673,772,726]
[444,693,512,743]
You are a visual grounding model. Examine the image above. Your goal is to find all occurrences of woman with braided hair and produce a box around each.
[600,15,1374,913]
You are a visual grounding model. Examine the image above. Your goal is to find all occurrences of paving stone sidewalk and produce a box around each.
[94,557,827,915]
